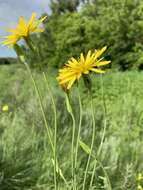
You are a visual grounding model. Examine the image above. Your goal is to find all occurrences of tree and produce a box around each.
[26,0,143,70]
[50,0,81,14]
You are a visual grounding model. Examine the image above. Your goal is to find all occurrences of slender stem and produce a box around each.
[65,93,76,190]
[24,62,54,151]
[25,63,70,189]
[82,92,96,190]
[71,112,76,190]
[15,43,69,189]
[89,74,107,188]
[97,74,107,155]
[43,72,57,190]
[23,39,57,188]
[74,86,83,188]
[25,39,57,189]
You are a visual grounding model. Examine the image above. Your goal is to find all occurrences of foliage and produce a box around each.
[50,0,81,14]
[26,0,143,70]
[0,65,143,189]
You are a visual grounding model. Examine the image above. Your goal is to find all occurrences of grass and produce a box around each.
[0,64,143,189]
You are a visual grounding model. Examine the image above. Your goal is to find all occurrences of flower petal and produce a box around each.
[28,12,37,29]
[94,46,107,60]
[90,68,105,73]
[96,60,111,67]
[67,76,76,89]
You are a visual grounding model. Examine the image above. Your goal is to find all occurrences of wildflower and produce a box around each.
[2,105,9,112]
[57,46,111,90]
[2,12,47,47]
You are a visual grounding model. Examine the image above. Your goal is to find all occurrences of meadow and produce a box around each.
[2,0,143,189]
[0,64,143,190]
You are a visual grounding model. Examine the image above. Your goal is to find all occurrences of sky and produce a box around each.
[0,0,50,57]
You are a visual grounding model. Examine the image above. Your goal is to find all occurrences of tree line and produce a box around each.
[26,0,143,71]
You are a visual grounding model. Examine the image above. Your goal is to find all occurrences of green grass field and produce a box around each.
[0,64,143,190]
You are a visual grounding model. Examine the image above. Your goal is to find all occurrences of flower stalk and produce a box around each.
[65,93,76,190]
[74,85,83,188]
[43,72,58,190]
[82,90,96,190]
[89,74,107,188]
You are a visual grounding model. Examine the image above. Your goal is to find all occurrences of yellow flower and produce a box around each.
[57,46,111,90]
[2,12,47,47]
[2,105,9,112]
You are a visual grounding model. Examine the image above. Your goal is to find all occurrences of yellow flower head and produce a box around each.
[57,46,111,90]
[2,12,47,47]
[2,105,9,112]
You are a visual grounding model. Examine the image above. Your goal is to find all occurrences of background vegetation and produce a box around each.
[25,0,143,70]
[0,65,143,189]
[1,0,143,189]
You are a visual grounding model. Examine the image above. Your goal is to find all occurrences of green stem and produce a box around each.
[74,86,83,188]
[22,39,57,188]
[25,64,70,189]
[24,62,54,151]
[65,93,76,190]
[89,74,107,188]
[97,74,107,155]
[82,92,96,190]
[15,44,69,189]
[43,72,57,190]
[71,112,76,190]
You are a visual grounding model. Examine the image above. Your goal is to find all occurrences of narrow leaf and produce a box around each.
[79,139,91,155]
